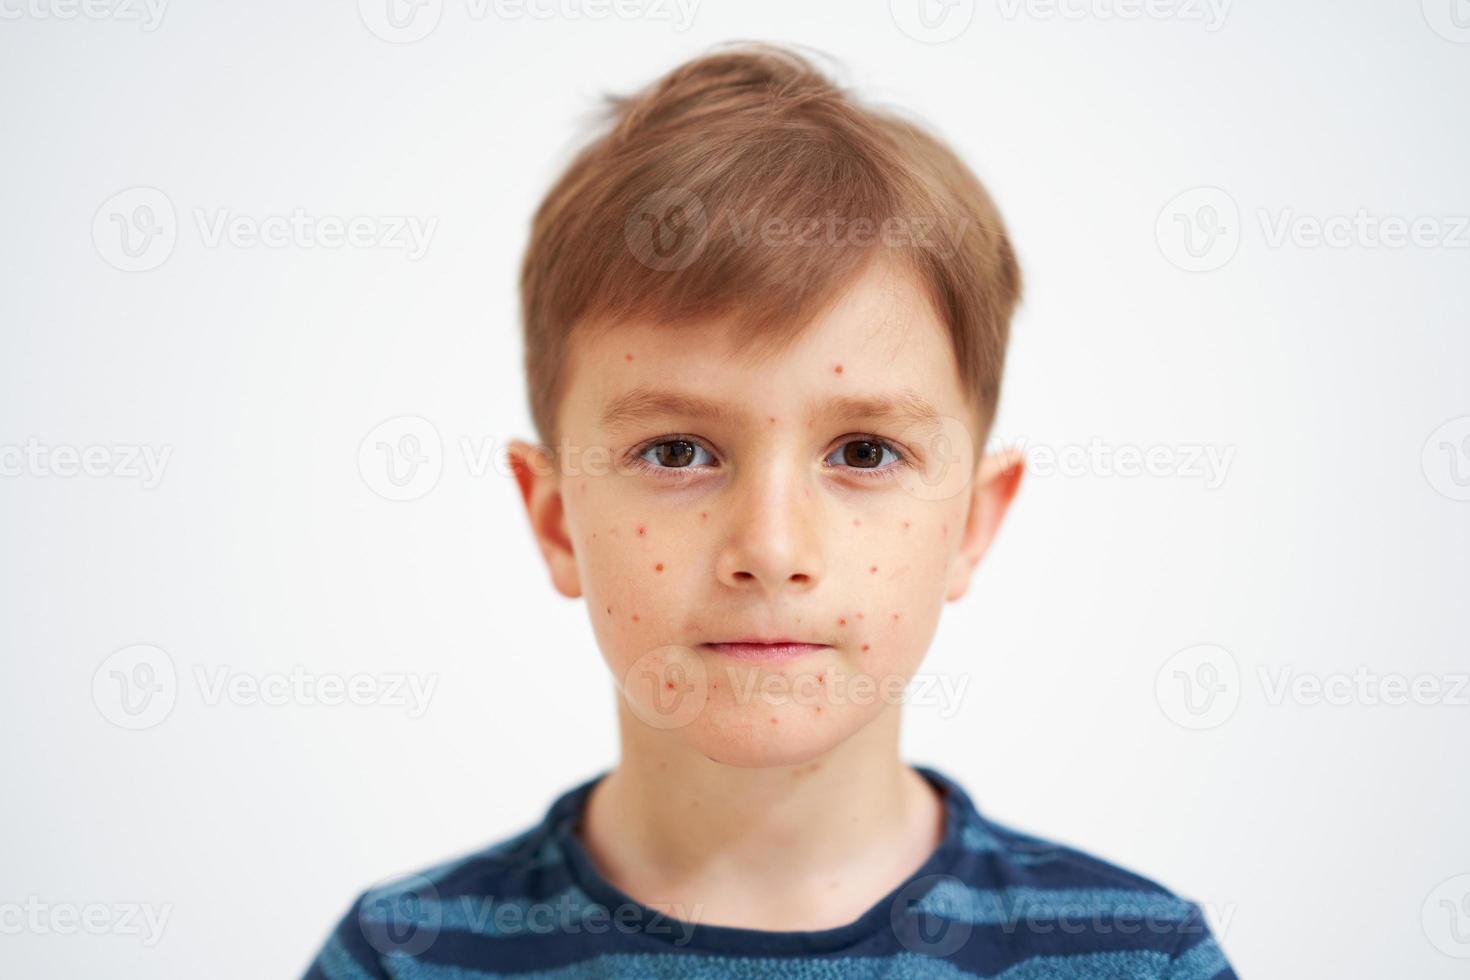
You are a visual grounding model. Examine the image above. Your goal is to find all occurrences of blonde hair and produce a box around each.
[520,43,1021,450]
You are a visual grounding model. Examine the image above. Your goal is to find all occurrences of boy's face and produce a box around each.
[510,258,1022,768]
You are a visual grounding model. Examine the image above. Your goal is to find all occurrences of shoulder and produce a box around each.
[926,776,1237,978]
[301,805,575,979]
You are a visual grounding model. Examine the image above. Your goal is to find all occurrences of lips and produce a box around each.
[699,639,829,661]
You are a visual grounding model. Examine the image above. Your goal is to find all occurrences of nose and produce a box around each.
[713,458,825,594]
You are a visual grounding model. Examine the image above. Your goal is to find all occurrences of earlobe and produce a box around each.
[508,439,583,599]
[945,448,1025,602]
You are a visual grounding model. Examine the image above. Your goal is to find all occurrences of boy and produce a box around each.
[305,43,1238,978]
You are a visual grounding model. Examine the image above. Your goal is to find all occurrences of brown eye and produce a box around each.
[656,441,696,467]
[641,439,712,469]
[841,440,884,468]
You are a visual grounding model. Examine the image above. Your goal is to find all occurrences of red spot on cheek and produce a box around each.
[636,525,647,537]
[837,617,847,627]
[852,518,861,527]
[632,614,640,622]
[834,364,843,375]
[654,562,664,572]
[625,353,634,361]
[869,566,878,574]
[861,644,870,652]
[770,717,779,725]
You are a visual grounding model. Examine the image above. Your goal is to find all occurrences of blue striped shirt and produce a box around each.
[303,765,1237,978]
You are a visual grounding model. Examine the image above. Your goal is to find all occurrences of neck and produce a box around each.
[577,696,944,905]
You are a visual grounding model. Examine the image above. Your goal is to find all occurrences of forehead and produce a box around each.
[560,260,967,435]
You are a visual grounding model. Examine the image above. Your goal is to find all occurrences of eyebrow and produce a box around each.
[598,384,943,434]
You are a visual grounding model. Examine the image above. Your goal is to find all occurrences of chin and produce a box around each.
[683,703,864,769]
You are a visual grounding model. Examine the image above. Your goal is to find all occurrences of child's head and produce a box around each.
[509,43,1024,768]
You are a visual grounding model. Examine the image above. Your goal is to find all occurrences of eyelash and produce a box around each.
[626,434,911,483]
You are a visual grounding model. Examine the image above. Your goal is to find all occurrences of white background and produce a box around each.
[2,1,1468,977]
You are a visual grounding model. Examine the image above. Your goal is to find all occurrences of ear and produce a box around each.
[945,447,1024,602]
[507,439,582,600]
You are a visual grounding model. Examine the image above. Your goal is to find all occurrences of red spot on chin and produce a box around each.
[655,562,664,572]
